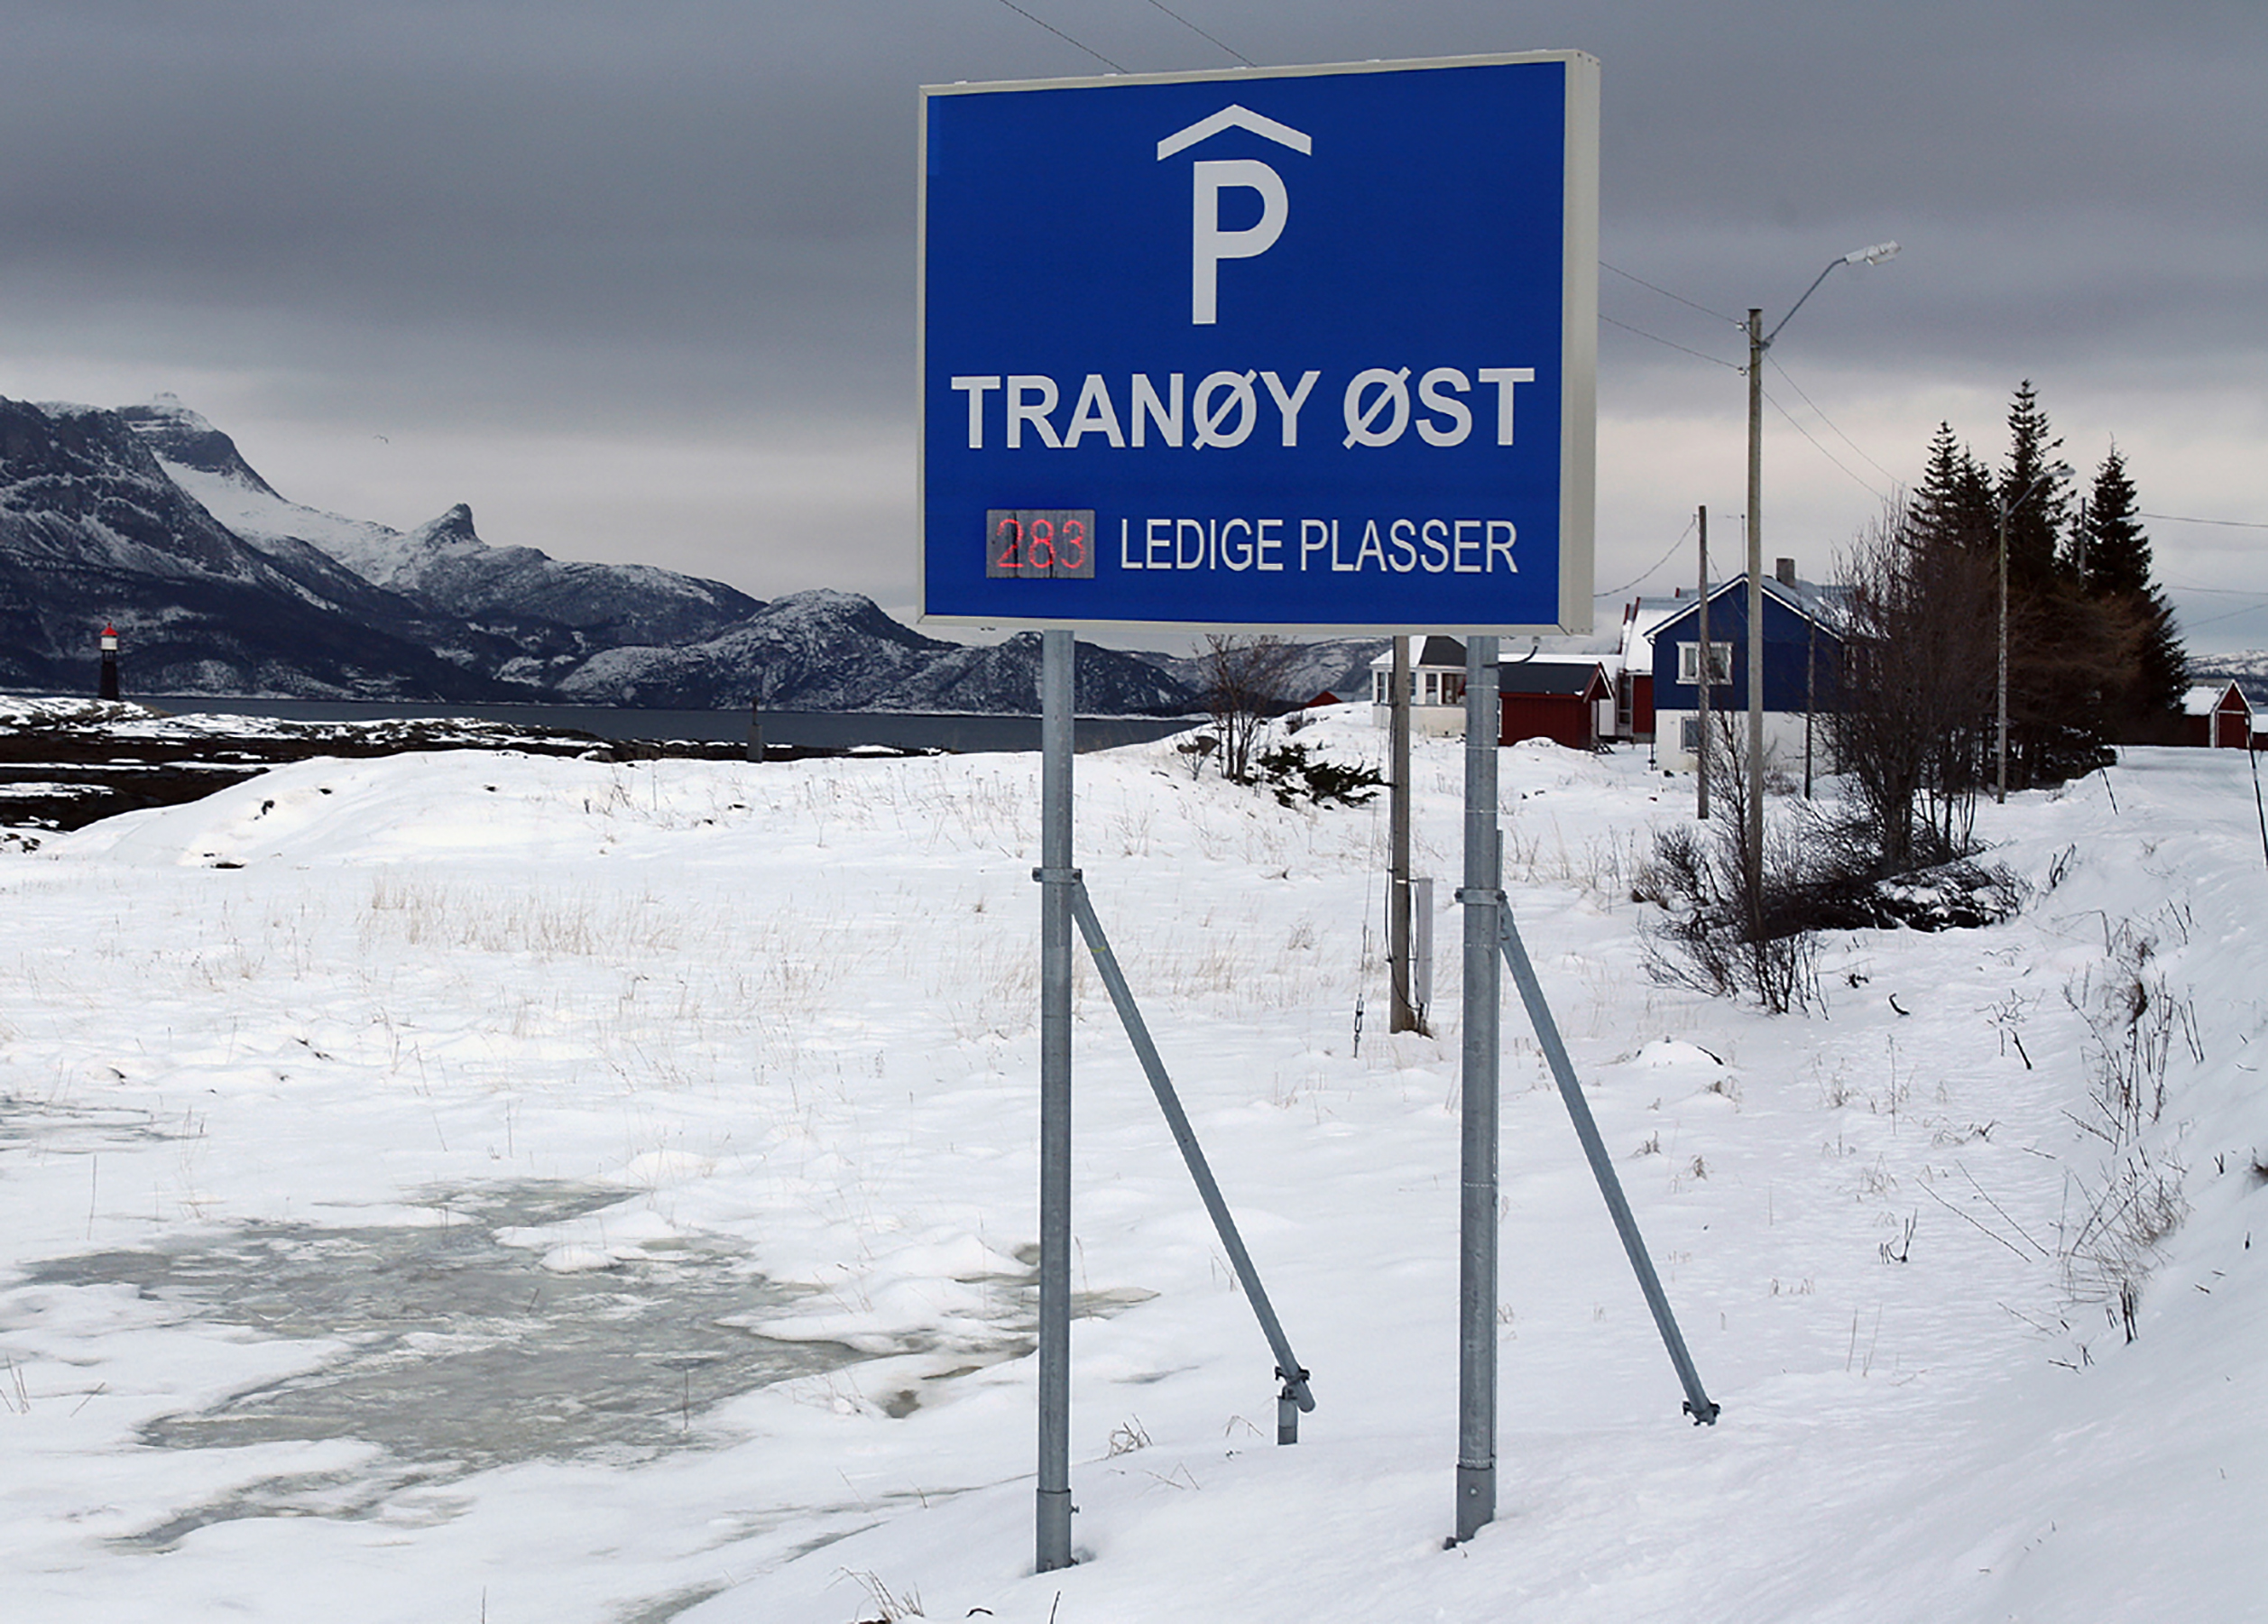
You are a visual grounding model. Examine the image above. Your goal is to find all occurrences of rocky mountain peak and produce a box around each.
[115,394,282,501]
[405,503,484,554]
[2,394,1209,715]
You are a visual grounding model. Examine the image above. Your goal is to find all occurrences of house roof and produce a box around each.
[1498,655,1609,697]
[2181,681,2250,717]
[1367,635,1467,672]
[1643,572,1848,646]
[1366,635,1621,677]
[1618,593,1695,665]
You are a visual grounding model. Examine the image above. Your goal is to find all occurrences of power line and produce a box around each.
[1764,389,1889,503]
[1600,313,1740,371]
[2142,511,2268,531]
[1601,261,1740,328]
[2172,600,2268,631]
[1140,0,1254,66]
[989,0,1128,71]
[1595,513,1697,598]
[2162,578,2268,596]
[1766,355,1899,486]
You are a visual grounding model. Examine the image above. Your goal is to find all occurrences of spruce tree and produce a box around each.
[1896,422,1999,800]
[1992,382,2121,784]
[1910,421,1966,542]
[1955,449,1998,552]
[2079,444,2187,730]
[1997,380,2070,587]
[1908,422,1995,552]
[2079,443,2152,595]
[1880,395,2141,791]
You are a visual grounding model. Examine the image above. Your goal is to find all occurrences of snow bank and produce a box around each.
[0,715,2257,1621]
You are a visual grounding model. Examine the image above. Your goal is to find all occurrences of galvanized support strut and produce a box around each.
[1494,908,1720,1426]
[1067,881,1316,1434]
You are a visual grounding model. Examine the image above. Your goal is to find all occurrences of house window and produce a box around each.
[1680,716,1702,752]
[1677,641,1733,685]
[1373,670,1388,705]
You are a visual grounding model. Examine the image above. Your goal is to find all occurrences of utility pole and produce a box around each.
[1695,507,1710,821]
[1996,498,2011,805]
[1744,309,1766,918]
[1388,636,1422,1033]
[1741,242,1898,900]
[1804,612,1817,799]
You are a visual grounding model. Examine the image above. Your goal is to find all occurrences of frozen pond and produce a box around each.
[23,1181,861,1547]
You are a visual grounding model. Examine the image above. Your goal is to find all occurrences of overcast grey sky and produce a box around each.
[5,1,2263,648]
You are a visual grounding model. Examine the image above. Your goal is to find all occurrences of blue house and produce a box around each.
[1645,570,1843,776]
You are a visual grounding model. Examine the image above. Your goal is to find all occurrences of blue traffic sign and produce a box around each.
[918,52,1598,635]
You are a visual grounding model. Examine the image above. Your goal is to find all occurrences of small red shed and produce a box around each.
[1498,657,1614,750]
[2182,682,2252,749]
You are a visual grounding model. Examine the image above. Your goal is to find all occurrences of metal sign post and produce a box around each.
[1035,630,1075,1572]
[1454,639,1502,1543]
[1066,881,1316,1438]
[1390,637,1419,1033]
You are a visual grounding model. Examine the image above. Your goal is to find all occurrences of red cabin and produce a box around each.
[2182,682,2252,749]
[1498,657,1614,751]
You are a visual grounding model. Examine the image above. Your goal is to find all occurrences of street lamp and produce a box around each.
[1995,461,2073,804]
[1743,240,1899,908]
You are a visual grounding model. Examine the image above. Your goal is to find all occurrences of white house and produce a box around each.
[1368,636,1472,737]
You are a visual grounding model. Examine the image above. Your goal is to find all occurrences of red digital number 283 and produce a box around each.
[987,510,1093,578]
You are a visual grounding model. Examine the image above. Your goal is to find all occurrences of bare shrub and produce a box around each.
[1196,635,1303,782]
[1831,506,1996,872]
[2058,922,2200,1335]
[2065,923,2201,1143]
[1636,813,1821,1014]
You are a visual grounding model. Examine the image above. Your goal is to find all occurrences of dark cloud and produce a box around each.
[2,2,2261,641]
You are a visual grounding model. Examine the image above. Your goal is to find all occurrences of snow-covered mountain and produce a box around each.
[551,588,954,709]
[1143,635,1392,707]
[0,397,517,697]
[4,393,1210,714]
[2185,651,2268,704]
[552,595,1195,715]
[122,397,761,650]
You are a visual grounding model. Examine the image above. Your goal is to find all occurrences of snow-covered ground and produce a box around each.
[0,707,2258,1621]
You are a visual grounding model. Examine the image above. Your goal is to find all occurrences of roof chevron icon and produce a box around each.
[1155,104,1314,160]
